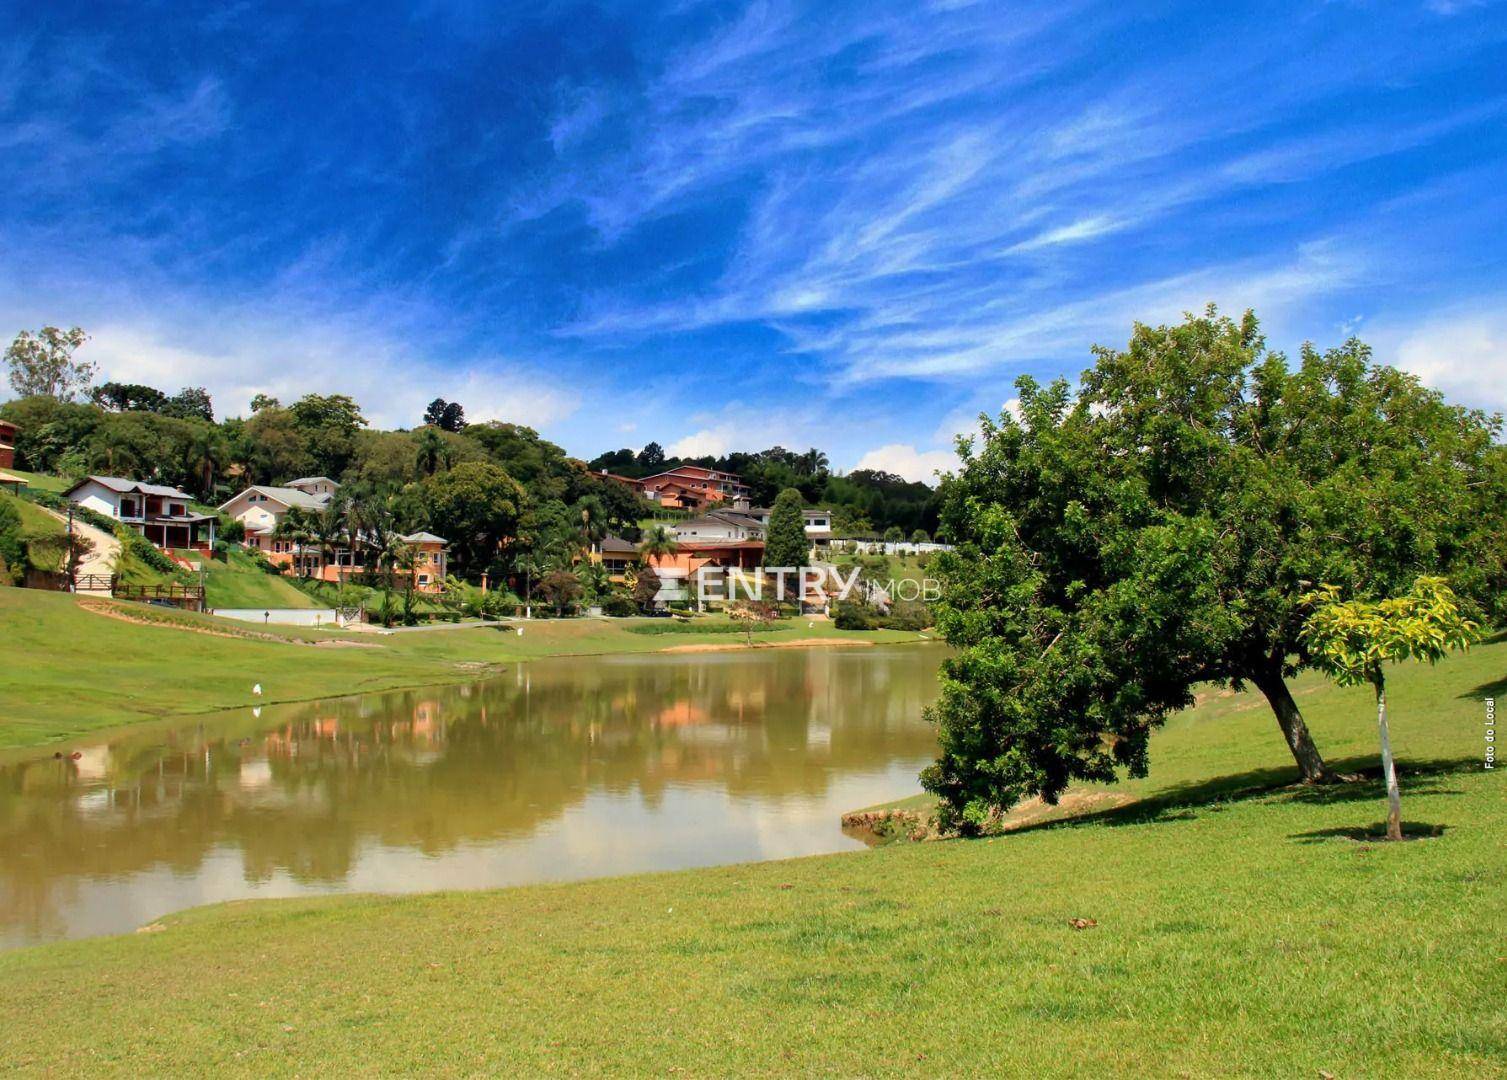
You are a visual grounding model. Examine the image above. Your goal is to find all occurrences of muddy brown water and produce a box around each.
[1,645,943,948]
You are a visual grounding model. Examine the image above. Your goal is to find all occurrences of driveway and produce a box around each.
[35,505,119,593]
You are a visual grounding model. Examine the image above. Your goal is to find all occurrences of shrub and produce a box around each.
[120,529,178,575]
[600,594,638,617]
[480,590,521,619]
[0,500,23,584]
[881,601,932,631]
[219,518,245,543]
[833,600,880,630]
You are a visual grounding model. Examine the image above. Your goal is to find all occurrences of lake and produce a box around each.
[1,644,943,948]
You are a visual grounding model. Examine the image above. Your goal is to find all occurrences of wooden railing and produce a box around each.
[112,582,205,610]
[71,574,205,611]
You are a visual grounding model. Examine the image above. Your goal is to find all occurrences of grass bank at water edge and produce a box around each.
[0,587,928,750]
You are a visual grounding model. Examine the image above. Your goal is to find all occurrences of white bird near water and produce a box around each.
[252,683,263,696]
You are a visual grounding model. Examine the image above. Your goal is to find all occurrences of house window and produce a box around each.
[121,499,138,517]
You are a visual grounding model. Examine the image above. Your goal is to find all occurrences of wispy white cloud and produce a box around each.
[853,443,958,484]
[1373,300,1507,412]
[2,297,579,431]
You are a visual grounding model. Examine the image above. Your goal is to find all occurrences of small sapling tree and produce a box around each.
[1301,576,1482,840]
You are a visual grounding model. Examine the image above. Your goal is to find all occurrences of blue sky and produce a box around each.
[2,1,1504,481]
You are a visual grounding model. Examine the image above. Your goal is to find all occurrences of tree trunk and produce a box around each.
[1252,665,1338,783]
[1375,679,1404,841]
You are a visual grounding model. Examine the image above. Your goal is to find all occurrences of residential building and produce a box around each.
[744,507,834,545]
[217,476,338,551]
[218,477,449,593]
[596,534,641,578]
[591,533,764,597]
[671,509,766,542]
[637,465,750,510]
[0,419,16,470]
[65,476,216,550]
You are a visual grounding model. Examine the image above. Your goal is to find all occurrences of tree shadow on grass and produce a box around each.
[1003,755,1479,837]
[1456,629,1507,699]
[1290,821,1448,843]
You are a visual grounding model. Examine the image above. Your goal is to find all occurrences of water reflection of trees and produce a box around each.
[0,647,940,939]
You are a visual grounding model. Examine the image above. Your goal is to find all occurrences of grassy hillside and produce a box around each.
[0,638,1501,1075]
[0,491,66,572]
[0,469,70,494]
[0,588,925,750]
[186,548,322,610]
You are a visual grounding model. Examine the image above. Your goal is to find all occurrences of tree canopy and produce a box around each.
[923,308,1507,832]
[764,488,809,570]
[5,326,94,401]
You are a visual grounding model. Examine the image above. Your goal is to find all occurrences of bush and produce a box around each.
[219,518,245,543]
[881,600,932,631]
[833,600,881,630]
[247,549,281,575]
[480,590,521,619]
[120,529,179,575]
[0,500,23,584]
[600,594,638,617]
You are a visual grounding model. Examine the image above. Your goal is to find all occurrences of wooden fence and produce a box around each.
[69,574,205,611]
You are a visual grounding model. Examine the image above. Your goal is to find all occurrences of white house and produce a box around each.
[743,507,834,544]
[64,476,216,550]
[218,477,339,556]
[671,510,766,542]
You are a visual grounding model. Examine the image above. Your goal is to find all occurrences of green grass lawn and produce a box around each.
[0,589,924,750]
[0,468,70,493]
[0,637,1501,1075]
[188,548,323,610]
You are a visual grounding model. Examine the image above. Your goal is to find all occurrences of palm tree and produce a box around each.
[800,447,829,476]
[636,525,680,608]
[637,525,678,562]
[272,507,316,577]
[575,495,608,551]
[185,427,225,500]
[393,541,420,623]
[310,496,349,581]
[350,496,403,622]
[415,429,447,477]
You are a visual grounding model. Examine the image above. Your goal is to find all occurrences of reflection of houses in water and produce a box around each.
[71,745,110,782]
[239,759,272,791]
[653,700,709,728]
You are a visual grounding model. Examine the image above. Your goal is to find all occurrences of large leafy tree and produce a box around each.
[5,326,95,401]
[423,461,525,578]
[289,393,367,477]
[923,309,1507,831]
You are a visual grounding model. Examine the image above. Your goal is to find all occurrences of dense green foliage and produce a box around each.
[763,488,810,570]
[925,309,1507,831]
[0,374,652,588]
[0,497,23,583]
